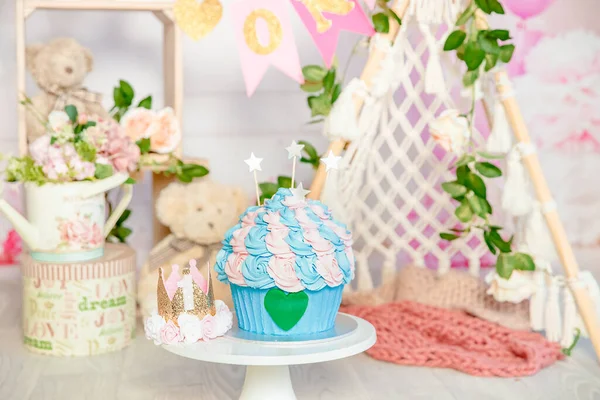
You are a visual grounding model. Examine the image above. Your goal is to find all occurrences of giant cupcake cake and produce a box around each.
[215,187,354,336]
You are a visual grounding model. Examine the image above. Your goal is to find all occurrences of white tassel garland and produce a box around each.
[501,148,534,216]
[544,277,562,342]
[524,202,557,261]
[323,78,368,142]
[486,101,512,153]
[530,268,546,331]
[419,24,446,96]
[561,286,577,348]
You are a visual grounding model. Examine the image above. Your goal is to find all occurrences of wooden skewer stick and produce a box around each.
[474,12,600,361]
[308,0,411,200]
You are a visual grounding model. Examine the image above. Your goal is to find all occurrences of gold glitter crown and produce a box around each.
[157,262,216,324]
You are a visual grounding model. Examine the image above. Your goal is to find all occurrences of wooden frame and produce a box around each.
[15,0,187,244]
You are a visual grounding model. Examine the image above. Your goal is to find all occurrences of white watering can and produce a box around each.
[0,172,133,263]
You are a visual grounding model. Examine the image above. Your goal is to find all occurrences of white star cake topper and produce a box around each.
[289,182,310,200]
[286,140,305,159]
[244,152,263,172]
[320,150,342,172]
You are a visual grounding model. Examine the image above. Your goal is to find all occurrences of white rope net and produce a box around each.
[323,8,494,293]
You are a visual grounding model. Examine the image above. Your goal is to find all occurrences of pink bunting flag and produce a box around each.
[231,0,304,96]
[290,0,375,67]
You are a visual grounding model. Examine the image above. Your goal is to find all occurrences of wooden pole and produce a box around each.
[473,11,600,361]
[16,0,27,156]
[308,0,410,200]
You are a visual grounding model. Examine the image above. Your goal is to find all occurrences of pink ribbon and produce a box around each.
[290,0,374,67]
[232,0,304,96]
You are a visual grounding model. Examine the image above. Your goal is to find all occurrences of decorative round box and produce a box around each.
[21,243,136,356]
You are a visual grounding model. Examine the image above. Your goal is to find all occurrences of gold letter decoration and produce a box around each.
[243,9,283,55]
[296,0,355,33]
[174,0,223,41]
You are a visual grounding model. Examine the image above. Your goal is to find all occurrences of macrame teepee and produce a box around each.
[308,0,600,360]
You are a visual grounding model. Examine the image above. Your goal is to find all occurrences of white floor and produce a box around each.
[1,249,600,400]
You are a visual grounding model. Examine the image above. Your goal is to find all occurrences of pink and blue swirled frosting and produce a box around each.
[215,188,355,293]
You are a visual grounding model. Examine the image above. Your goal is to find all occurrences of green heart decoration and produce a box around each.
[264,288,309,331]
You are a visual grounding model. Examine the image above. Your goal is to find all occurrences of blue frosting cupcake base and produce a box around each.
[230,284,344,336]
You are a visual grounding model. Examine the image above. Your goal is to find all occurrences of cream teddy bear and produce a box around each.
[25,37,109,142]
[137,179,248,316]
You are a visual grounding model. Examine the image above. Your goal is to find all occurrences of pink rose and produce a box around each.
[225,252,248,286]
[160,320,181,344]
[29,135,51,164]
[267,255,303,292]
[88,223,103,246]
[120,108,155,142]
[78,113,88,125]
[315,253,344,287]
[201,314,218,341]
[148,107,181,154]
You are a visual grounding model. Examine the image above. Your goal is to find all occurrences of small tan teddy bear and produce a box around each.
[25,37,109,142]
[137,179,248,316]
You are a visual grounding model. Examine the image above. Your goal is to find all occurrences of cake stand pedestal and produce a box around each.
[162,313,376,400]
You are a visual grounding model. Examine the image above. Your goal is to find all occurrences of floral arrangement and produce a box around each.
[57,212,103,250]
[434,0,535,280]
[144,299,233,345]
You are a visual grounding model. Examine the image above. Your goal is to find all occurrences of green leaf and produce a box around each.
[181,164,209,178]
[277,175,293,188]
[117,209,132,225]
[441,182,467,197]
[478,34,500,55]
[465,172,487,198]
[467,193,483,215]
[483,231,497,255]
[119,80,134,106]
[475,161,502,178]
[499,44,515,63]
[137,138,151,154]
[388,9,402,26]
[300,81,324,93]
[372,13,390,33]
[125,177,136,184]
[464,42,486,71]
[481,197,493,214]
[64,105,78,123]
[496,253,515,279]
[485,53,499,71]
[259,182,279,202]
[455,154,475,167]
[308,93,332,117]
[75,141,97,162]
[137,96,153,110]
[177,171,192,183]
[489,0,504,14]
[113,87,126,108]
[302,65,327,82]
[299,140,319,160]
[455,200,473,222]
[323,68,336,92]
[50,136,57,145]
[477,151,505,159]
[95,163,113,180]
[489,230,512,253]
[114,226,132,242]
[331,83,342,104]
[444,30,467,51]
[488,29,510,41]
[440,232,460,241]
[463,70,479,87]
[514,252,536,271]
[456,3,476,25]
[456,165,470,185]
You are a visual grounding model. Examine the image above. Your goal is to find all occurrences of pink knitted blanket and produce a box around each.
[342,301,564,377]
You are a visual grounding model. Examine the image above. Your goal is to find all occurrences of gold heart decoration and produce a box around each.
[174,0,223,41]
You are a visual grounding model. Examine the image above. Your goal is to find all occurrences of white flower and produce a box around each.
[178,313,204,344]
[144,311,166,345]
[214,300,233,336]
[48,111,71,133]
[429,109,470,155]
[485,270,536,303]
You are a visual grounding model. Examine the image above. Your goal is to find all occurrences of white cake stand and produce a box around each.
[163,313,376,400]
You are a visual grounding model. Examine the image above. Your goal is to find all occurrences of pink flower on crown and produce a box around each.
[267,254,303,292]
[160,320,181,344]
[315,253,344,287]
[201,314,219,341]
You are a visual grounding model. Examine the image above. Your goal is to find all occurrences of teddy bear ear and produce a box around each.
[83,46,94,73]
[25,43,44,75]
